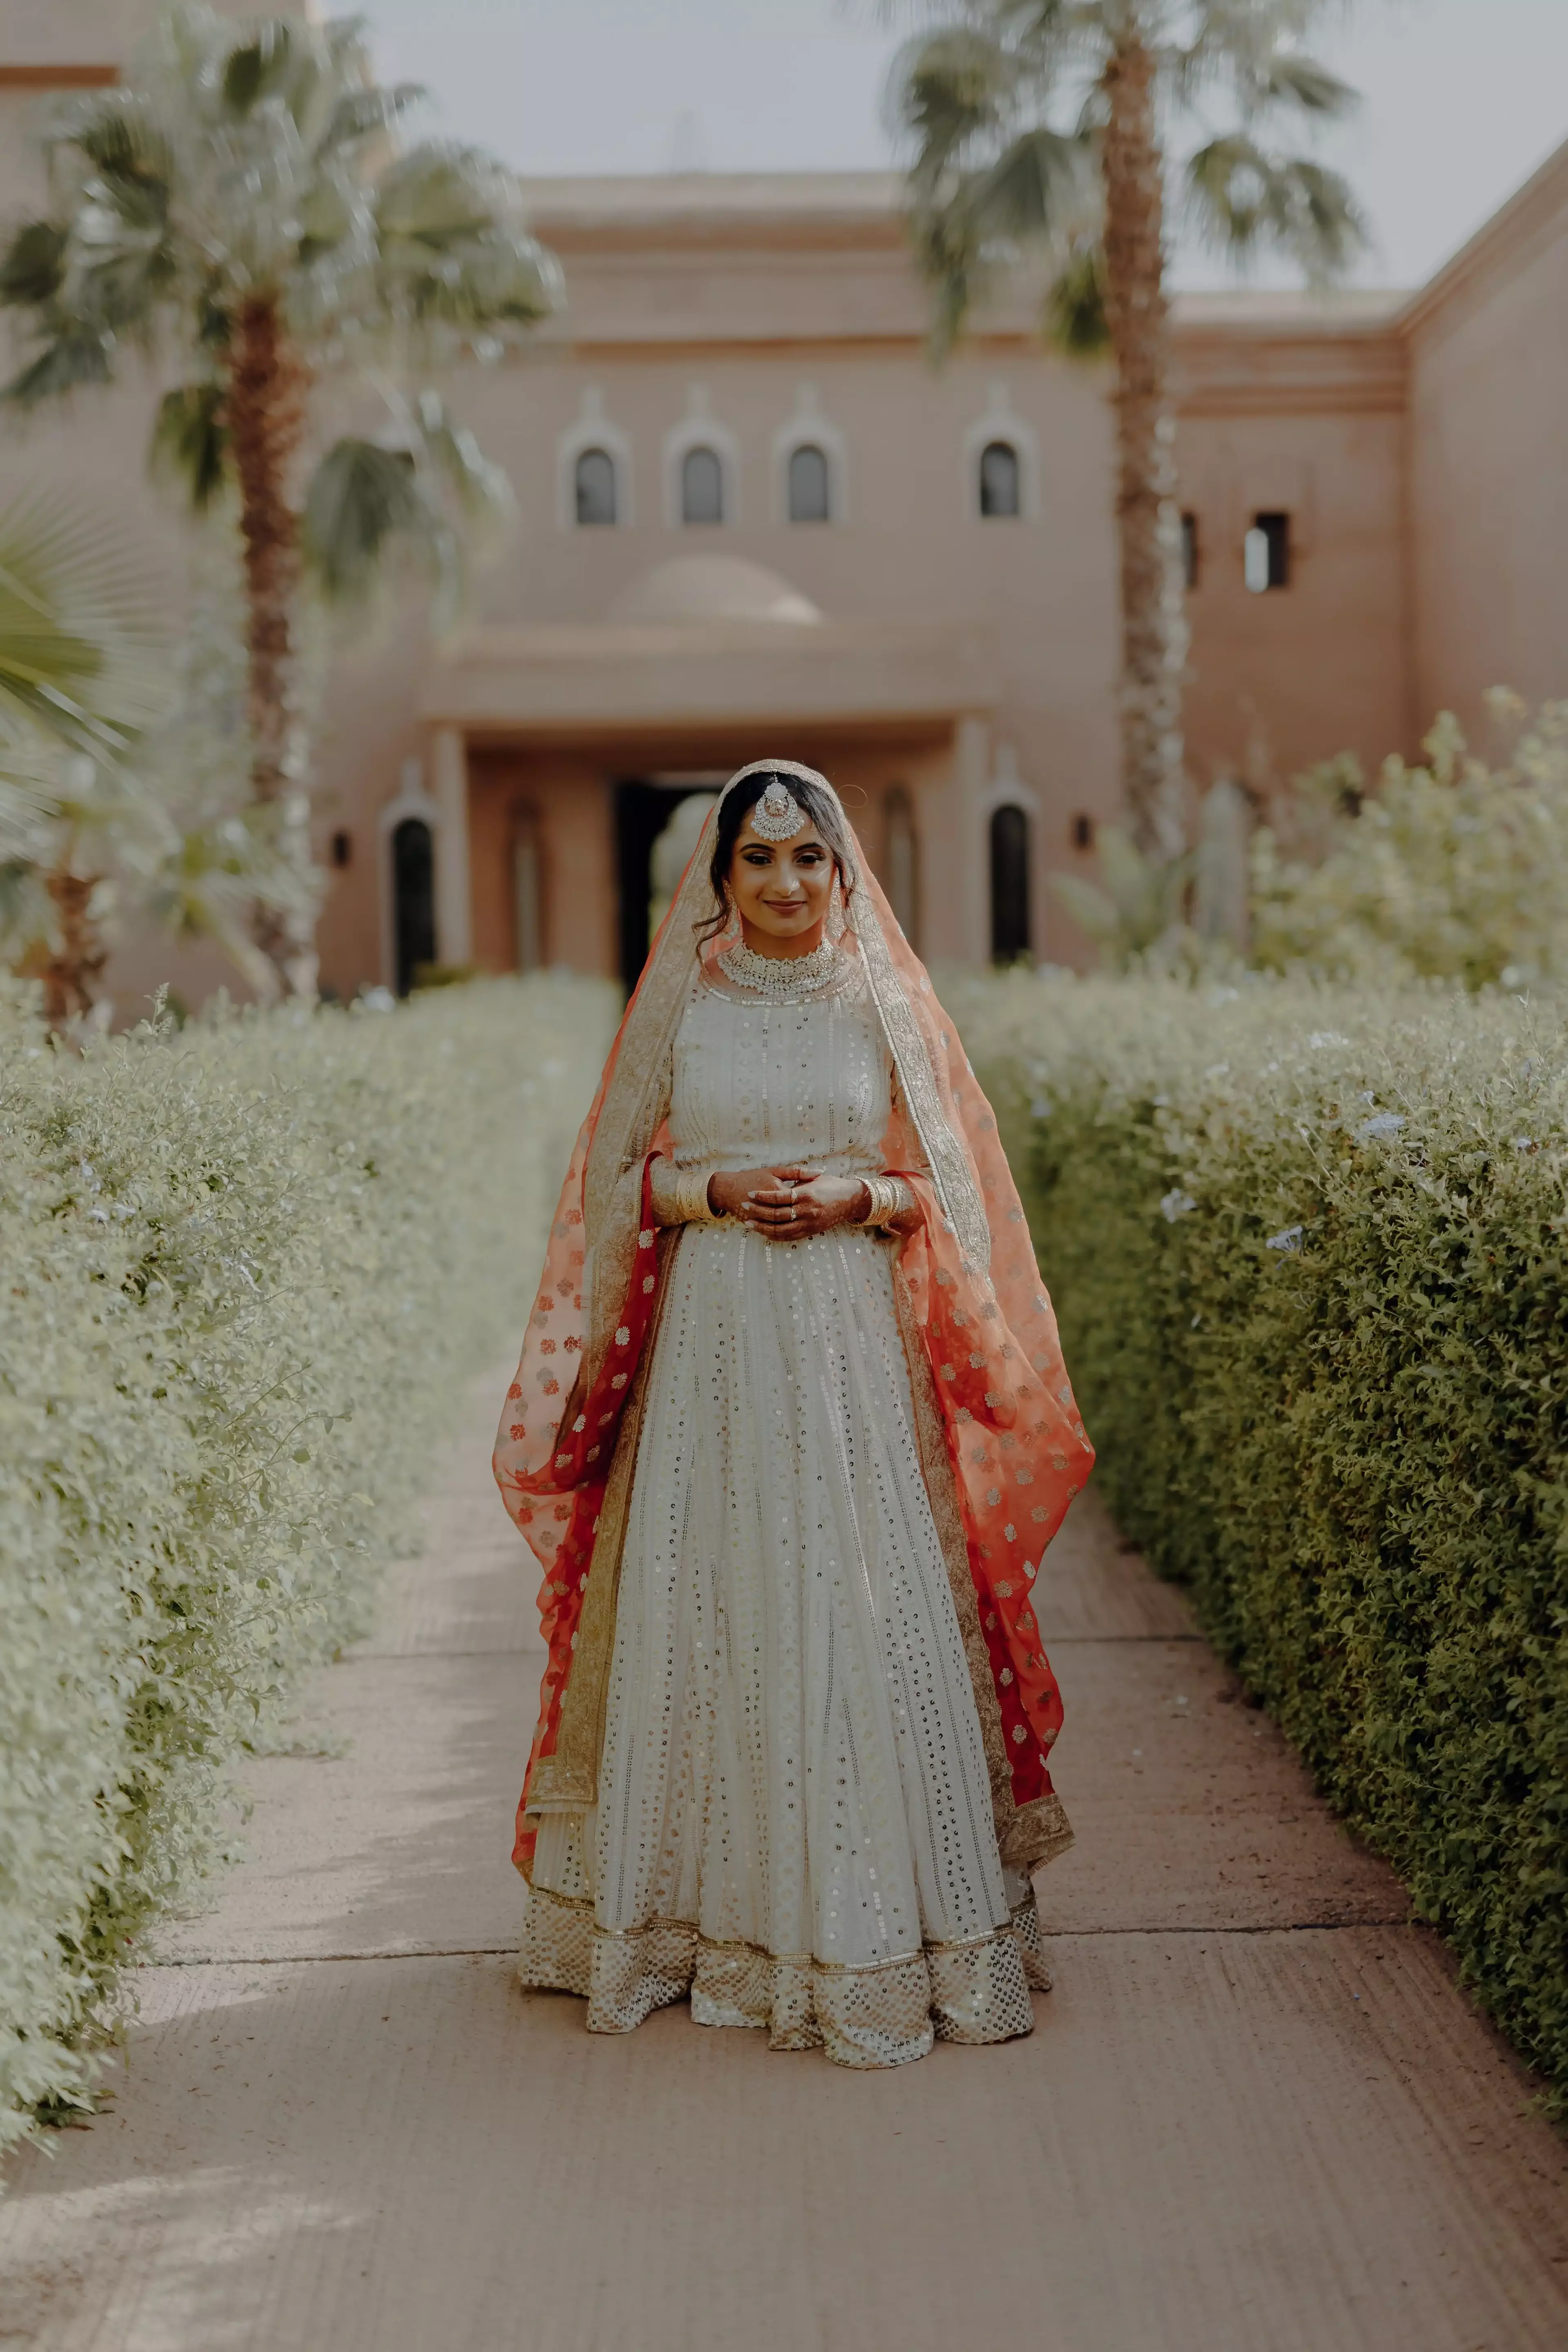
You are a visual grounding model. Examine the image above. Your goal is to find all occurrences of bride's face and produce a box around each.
[729,812,835,948]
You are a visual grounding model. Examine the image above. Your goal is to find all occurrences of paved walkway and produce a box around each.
[3,1362,1567,2351]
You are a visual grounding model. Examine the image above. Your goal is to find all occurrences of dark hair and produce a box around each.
[697,766,857,940]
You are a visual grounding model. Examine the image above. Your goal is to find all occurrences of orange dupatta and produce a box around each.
[494,760,1094,1879]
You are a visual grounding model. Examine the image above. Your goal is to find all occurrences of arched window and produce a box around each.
[574,446,617,527]
[391,816,435,996]
[1245,510,1291,592]
[882,783,919,945]
[786,442,831,523]
[978,439,1021,519]
[989,804,1031,963]
[681,445,724,525]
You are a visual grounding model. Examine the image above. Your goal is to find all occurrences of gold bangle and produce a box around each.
[857,1174,906,1230]
[674,1165,721,1225]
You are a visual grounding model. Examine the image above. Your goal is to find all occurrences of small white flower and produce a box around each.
[1356,1111,1406,1143]
[1160,1189,1196,1222]
[1265,1225,1304,1252]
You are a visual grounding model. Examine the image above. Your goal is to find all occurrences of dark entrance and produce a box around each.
[615,780,699,994]
[391,815,436,995]
[989,803,1032,964]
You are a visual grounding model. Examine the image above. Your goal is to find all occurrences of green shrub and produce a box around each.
[953,968,1568,2114]
[0,976,612,2154]
[1252,700,1568,990]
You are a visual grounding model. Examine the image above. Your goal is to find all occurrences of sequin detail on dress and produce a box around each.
[520,978,1044,2066]
[518,1884,1044,2066]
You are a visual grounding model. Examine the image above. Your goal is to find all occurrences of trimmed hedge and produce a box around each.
[953,969,1568,2115]
[0,977,611,2156]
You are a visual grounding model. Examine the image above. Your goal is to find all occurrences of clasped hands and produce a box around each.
[708,1163,868,1240]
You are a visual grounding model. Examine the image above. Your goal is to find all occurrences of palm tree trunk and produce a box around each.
[42,863,105,1031]
[225,293,317,998]
[1101,34,1188,858]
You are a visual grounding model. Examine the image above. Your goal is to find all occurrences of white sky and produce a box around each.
[359,0,1568,293]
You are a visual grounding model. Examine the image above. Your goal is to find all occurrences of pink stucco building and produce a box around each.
[3,7,1567,999]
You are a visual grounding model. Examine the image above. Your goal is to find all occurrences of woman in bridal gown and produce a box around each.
[494,760,1093,2070]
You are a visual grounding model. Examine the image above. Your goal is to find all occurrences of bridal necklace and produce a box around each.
[719,933,843,1003]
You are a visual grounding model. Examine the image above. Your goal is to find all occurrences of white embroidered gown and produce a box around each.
[519,959,1043,2067]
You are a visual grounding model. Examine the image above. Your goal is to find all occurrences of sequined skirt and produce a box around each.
[519,1882,1049,2067]
[524,1218,1048,2067]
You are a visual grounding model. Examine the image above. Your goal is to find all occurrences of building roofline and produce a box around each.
[1171,288,1408,334]
[521,148,1568,346]
[1394,134,1568,340]
[521,171,904,221]
[521,171,909,253]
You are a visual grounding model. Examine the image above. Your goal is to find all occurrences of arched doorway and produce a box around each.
[989,804,1032,964]
[391,816,435,994]
[613,777,726,993]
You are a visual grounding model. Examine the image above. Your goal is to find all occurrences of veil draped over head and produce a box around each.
[494,760,1094,1881]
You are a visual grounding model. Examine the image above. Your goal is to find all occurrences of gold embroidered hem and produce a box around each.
[1000,1789,1076,1875]
[517,1884,1047,2069]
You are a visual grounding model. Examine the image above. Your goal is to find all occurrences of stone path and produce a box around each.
[3,1362,1567,2351]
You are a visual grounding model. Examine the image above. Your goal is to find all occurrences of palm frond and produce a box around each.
[890,26,1013,195]
[1,331,115,408]
[142,801,307,997]
[969,121,1087,241]
[411,391,512,528]
[316,82,427,162]
[0,491,167,757]
[51,89,175,206]
[0,720,63,857]
[1176,4,1359,122]
[0,219,68,307]
[220,19,308,118]
[1045,239,1109,355]
[1187,135,1366,278]
[301,436,423,604]
[372,144,563,332]
[151,381,230,511]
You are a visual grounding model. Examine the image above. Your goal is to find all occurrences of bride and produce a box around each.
[494,760,1093,2069]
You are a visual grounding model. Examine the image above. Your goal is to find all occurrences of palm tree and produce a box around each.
[0,490,303,1027]
[889,1,1365,855]
[0,6,560,994]
[0,488,166,1027]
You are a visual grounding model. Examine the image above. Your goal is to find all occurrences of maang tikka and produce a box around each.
[748,777,806,842]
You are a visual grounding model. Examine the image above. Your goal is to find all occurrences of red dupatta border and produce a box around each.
[498,1153,1089,1874]
[495,1158,662,1875]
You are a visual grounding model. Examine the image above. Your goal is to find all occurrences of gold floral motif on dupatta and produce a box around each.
[893,1261,1074,1875]
[517,758,1080,1869]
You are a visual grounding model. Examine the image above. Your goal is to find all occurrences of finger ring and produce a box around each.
[789,1205,797,1221]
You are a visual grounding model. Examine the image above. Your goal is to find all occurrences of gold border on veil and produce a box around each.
[535,760,1041,1848]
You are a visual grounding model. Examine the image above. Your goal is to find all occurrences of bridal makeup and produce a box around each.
[728,813,835,953]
